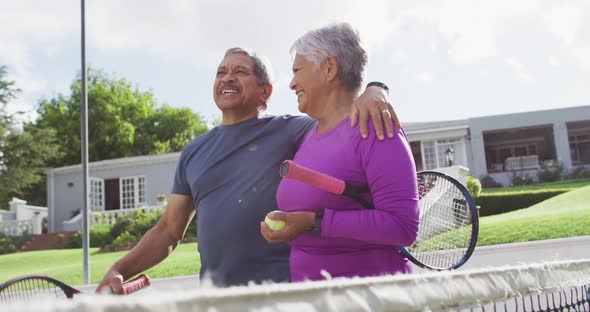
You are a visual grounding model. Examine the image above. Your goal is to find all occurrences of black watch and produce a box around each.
[310,210,324,233]
[366,81,389,94]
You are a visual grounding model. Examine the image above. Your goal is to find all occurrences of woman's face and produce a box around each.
[289,54,324,117]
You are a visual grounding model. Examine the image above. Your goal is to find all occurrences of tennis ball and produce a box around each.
[264,212,286,231]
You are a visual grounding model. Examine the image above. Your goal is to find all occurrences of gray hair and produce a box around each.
[224,47,273,86]
[223,47,273,111]
[290,23,367,92]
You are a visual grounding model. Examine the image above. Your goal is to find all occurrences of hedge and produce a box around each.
[475,190,566,216]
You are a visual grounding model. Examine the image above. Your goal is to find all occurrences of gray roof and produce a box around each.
[402,119,469,133]
[50,152,181,174]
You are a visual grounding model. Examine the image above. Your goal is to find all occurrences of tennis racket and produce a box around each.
[0,274,150,303]
[279,160,479,271]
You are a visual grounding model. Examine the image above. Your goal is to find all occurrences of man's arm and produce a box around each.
[95,194,195,294]
[351,83,401,140]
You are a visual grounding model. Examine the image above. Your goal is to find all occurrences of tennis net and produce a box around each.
[1,258,589,311]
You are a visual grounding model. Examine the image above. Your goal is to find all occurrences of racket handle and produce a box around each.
[280,160,345,195]
[121,274,150,295]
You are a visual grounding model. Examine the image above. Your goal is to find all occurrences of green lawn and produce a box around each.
[0,242,200,286]
[2,184,589,285]
[482,179,590,195]
[478,184,590,246]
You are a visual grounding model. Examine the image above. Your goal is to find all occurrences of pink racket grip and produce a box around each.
[280,160,345,195]
[121,274,150,295]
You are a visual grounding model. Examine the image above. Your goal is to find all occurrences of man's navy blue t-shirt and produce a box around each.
[172,115,315,286]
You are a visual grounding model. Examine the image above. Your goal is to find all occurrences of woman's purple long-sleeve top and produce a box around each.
[276,117,419,282]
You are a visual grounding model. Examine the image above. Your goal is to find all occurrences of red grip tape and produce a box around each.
[121,274,150,295]
[281,160,345,195]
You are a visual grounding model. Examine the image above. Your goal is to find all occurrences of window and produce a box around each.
[120,176,146,209]
[528,144,537,155]
[89,178,104,211]
[570,134,590,164]
[420,138,467,170]
[436,138,465,168]
[515,146,527,157]
[422,142,437,170]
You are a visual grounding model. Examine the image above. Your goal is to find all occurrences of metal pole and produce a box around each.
[80,0,90,285]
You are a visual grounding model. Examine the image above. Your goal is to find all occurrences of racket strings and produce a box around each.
[0,278,68,303]
[410,173,474,268]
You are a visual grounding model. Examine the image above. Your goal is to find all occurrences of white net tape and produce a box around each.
[2,259,590,311]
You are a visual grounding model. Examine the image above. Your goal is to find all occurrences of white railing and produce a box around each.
[92,206,163,225]
[505,155,540,171]
[63,205,163,232]
[0,198,47,236]
[0,220,33,236]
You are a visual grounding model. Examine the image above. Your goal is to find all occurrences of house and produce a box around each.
[47,153,180,232]
[46,105,589,233]
[405,105,589,186]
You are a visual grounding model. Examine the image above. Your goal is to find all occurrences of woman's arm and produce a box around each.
[320,132,419,246]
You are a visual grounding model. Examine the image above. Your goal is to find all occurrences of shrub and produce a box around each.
[538,162,564,183]
[0,232,35,254]
[475,190,566,216]
[110,214,136,240]
[185,216,197,238]
[0,235,16,255]
[511,174,534,186]
[569,167,590,180]
[68,223,114,248]
[68,232,82,248]
[133,208,164,237]
[480,175,501,188]
[42,217,48,234]
[113,231,137,245]
[466,176,482,198]
[92,223,114,247]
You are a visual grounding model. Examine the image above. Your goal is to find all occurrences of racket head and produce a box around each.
[399,170,479,270]
[0,275,79,303]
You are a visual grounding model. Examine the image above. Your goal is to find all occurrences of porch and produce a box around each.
[483,125,556,173]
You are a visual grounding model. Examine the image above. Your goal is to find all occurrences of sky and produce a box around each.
[1,0,589,124]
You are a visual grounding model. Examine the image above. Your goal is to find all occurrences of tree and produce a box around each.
[0,66,61,206]
[0,66,19,134]
[34,68,208,167]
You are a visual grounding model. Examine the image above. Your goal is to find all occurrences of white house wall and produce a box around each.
[48,155,180,232]
[468,105,590,178]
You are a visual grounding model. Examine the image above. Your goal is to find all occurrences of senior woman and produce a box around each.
[260,23,419,282]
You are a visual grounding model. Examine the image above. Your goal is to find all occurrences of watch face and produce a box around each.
[280,162,290,177]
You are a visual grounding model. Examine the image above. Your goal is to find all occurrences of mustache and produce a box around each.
[218,83,240,93]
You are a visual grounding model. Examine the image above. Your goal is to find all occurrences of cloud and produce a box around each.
[505,58,535,82]
[2,0,590,123]
[414,72,433,84]
[541,3,586,45]
[0,0,77,115]
[549,56,561,67]
[398,0,537,64]
[574,47,590,67]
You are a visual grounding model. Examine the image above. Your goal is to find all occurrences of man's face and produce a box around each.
[213,53,267,113]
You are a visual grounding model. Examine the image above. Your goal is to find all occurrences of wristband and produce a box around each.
[366,81,389,94]
[310,210,324,233]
